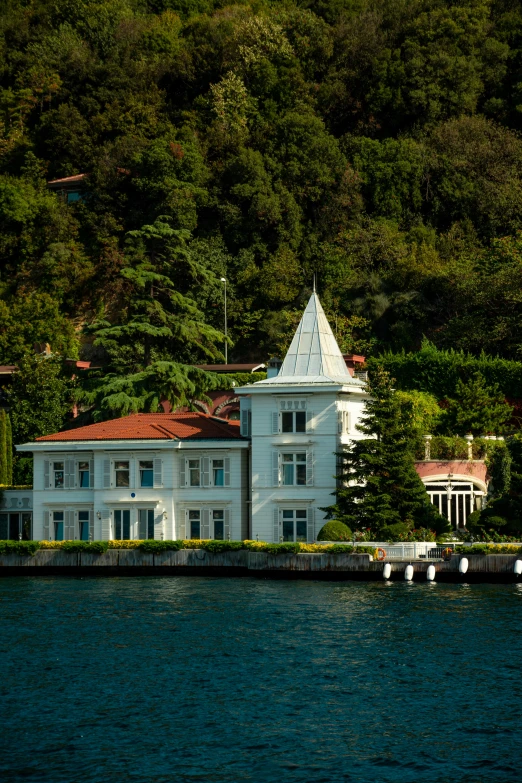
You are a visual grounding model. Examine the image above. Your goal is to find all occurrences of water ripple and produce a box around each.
[0,577,521,783]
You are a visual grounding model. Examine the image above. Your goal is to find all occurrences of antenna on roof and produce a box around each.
[313,274,316,293]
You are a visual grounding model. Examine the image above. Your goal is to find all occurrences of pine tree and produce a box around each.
[83,217,229,419]
[443,372,512,436]
[325,367,448,537]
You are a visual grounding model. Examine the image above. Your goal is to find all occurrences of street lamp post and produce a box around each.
[220,277,228,364]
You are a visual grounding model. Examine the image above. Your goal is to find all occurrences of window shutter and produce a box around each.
[44,460,50,489]
[129,460,135,489]
[64,509,74,540]
[138,510,146,540]
[224,509,230,541]
[202,509,210,539]
[103,459,111,488]
[241,410,249,437]
[153,458,163,488]
[202,457,210,487]
[180,457,186,488]
[89,459,94,488]
[178,510,187,540]
[89,510,94,541]
[101,510,111,541]
[338,410,343,434]
[306,451,314,486]
[43,511,51,540]
[273,507,280,543]
[154,511,164,541]
[64,459,74,489]
[271,412,279,434]
[307,507,315,543]
[224,457,231,486]
[272,452,280,486]
[306,411,314,433]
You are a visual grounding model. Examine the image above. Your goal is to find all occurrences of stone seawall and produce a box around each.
[0,551,521,582]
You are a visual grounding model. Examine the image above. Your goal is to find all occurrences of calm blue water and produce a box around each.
[1,577,521,783]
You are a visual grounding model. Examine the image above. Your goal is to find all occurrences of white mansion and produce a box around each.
[0,293,488,542]
[1,294,368,543]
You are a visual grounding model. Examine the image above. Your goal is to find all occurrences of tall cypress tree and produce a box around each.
[326,367,448,536]
[83,217,229,420]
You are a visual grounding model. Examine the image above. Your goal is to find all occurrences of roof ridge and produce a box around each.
[150,422,178,439]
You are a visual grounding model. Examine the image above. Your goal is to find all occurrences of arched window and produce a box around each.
[423,476,486,529]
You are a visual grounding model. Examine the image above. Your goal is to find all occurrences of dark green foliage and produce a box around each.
[60,540,109,553]
[369,341,522,401]
[317,520,352,541]
[7,355,71,481]
[252,542,301,554]
[0,410,8,485]
[3,0,522,388]
[138,539,183,552]
[0,540,40,555]
[201,540,244,552]
[326,367,449,537]
[443,373,512,436]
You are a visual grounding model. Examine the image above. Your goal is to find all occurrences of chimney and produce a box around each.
[266,357,282,379]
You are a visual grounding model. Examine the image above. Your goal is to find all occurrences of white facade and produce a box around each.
[17,439,249,542]
[12,292,369,543]
[237,293,368,542]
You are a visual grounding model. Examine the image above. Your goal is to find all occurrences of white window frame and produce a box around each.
[78,460,90,489]
[53,461,65,489]
[139,460,154,488]
[281,452,307,486]
[114,460,131,489]
[188,458,201,487]
[281,509,308,542]
[187,508,201,539]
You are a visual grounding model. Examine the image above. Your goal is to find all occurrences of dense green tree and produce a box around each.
[443,372,513,435]
[82,216,228,418]
[325,367,449,536]
[7,355,71,483]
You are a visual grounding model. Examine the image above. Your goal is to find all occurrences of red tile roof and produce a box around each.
[36,412,244,442]
[47,174,87,186]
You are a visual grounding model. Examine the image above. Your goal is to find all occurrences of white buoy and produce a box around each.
[459,557,469,574]
[383,563,391,579]
[426,564,436,582]
[514,559,522,575]
[404,564,414,581]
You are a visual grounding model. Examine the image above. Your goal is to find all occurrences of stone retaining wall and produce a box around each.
[0,551,521,582]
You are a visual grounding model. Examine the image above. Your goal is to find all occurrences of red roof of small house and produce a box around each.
[36,412,244,442]
[47,174,88,186]
[195,363,266,373]
[0,365,17,375]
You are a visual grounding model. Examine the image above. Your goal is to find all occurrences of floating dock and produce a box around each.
[1,550,521,582]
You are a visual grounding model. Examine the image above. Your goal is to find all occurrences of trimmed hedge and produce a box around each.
[369,341,522,399]
[456,544,522,555]
[317,520,352,541]
[0,540,377,556]
[0,540,40,556]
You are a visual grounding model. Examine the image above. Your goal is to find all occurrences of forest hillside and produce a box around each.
[2,0,522,393]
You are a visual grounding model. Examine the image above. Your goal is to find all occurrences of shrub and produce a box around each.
[327,544,355,554]
[317,520,352,541]
[0,540,40,556]
[138,540,183,553]
[353,546,378,556]
[60,541,109,553]
[108,540,143,549]
[258,542,300,554]
[201,540,244,553]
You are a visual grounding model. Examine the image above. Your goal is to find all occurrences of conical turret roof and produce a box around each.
[256,293,363,386]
